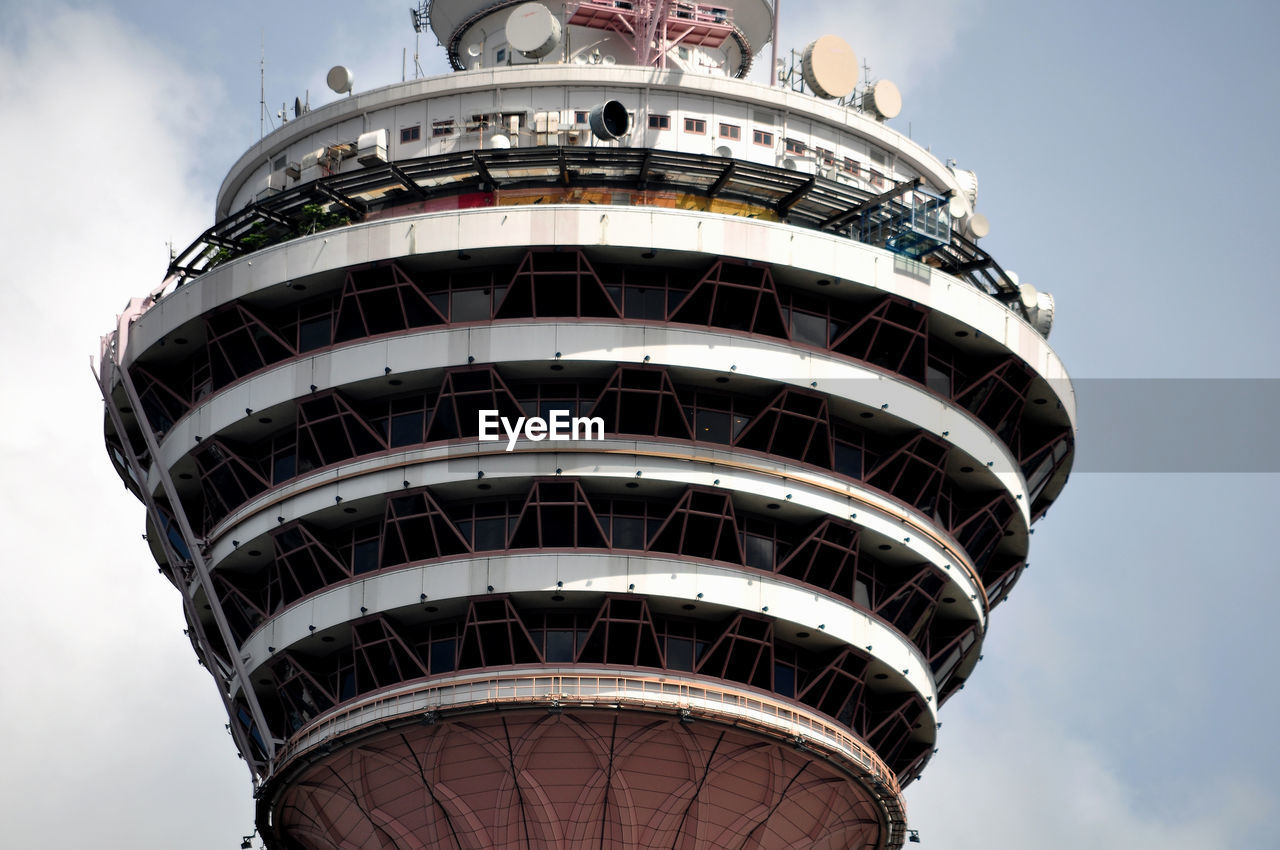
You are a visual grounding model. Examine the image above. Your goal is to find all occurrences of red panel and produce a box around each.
[273,712,884,850]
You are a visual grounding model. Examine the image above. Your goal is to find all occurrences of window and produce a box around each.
[684,117,706,134]
[400,125,421,143]
[785,138,806,155]
[495,47,506,63]
[718,123,740,140]
[272,155,286,171]
[431,119,454,137]
[648,114,671,130]
[575,110,589,124]
[752,129,773,146]
[816,147,835,167]
[841,157,861,177]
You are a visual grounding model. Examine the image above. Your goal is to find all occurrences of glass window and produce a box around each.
[752,129,773,146]
[785,138,806,155]
[430,639,456,673]
[694,409,731,443]
[744,534,774,569]
[684,117,706,134]
[495,47,507,63]
[718,123,740,140]
[451,289,490,321]
[545,630,575,662]
[648,114,671,129]
[575,110,589,124]
[400,125,421,143]
[612,516,645,550]
[624,286,667,320]
[791,311,827,346]
[666,637,694,671]
[431,120,454,137]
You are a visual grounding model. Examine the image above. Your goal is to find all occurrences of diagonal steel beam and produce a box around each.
[776,175,817,215]
[708,161,737,198]
[820,176,922,230]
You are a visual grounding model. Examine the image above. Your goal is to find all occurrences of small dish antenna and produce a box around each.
[489,133,512,149]
[947,193,968,219]
[966,212,990,239]
[1018,283,1056,337]
[326,65,354,95]
[715,145,733,158]
[801,35,857,100]
[602,54,616,66]
[465,42,483,69]
[506,2,562,59]
[863,79,902,120]
[948,166,979,208]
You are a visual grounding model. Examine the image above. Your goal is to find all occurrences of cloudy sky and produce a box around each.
[0,1,1275,847]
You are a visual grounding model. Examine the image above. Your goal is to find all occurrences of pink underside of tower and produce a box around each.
[276,711,883,849]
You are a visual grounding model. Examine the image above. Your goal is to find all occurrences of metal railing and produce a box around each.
[272,669,905,803]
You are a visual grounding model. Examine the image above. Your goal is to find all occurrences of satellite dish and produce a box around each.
[801,35,857,100]
[949,166,979,208]
[1017,283,1055,337]
[1032,290,1056,337]
[602,54,616,66]
[466,43,482,58]
[715,145,733,158]
[573,53,589,65]
[506,2,562,59]
[293,97,303,118]
[783,157,798,170]
[326,65,354,94]
[489,133,512,149]
[864,79,902,120]
[967,212,990,239]
[947,193,968,219]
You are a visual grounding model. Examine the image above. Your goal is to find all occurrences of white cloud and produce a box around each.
[0,5,253,849]
[907,683,1269,849]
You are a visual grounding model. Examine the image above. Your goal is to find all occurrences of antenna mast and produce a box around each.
[411,1,429,79]
[259,35,266,140]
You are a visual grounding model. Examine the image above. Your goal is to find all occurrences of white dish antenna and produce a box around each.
[326,65,354,95]
[1018,283,1055,337]
[489,133,512,149]
[947,193,969,219]
[949,166,979,208]
[967,212,990,239]
[801,35,857,100]
[506,2,562,59]
[466,43,482,57]
[863,79,902,120]
[715,145,733,158]
[602,54,616,66]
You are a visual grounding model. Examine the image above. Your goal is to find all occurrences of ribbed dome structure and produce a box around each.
[97,3,1076,848]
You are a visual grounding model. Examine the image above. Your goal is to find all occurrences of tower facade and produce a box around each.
[97,3,1075,848]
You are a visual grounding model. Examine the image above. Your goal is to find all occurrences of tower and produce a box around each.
[96,2,1076,847]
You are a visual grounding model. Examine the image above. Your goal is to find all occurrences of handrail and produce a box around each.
[271,669,906,801]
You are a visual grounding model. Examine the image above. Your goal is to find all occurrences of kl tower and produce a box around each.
[96,2,1075,847]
